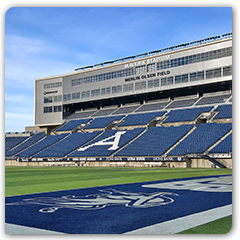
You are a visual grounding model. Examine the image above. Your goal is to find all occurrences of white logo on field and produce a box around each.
[6,189,178,213]
[78,131,126,151]
[143,176,232,192]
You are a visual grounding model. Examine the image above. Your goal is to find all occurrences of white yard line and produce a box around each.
[5,223,64,234]
[124,204,232,234]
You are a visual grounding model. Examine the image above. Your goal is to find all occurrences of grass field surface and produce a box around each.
[5,166,232,234]
[5,166,232,197]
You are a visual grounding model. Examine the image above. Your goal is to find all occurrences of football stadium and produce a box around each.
[5,33,232,234]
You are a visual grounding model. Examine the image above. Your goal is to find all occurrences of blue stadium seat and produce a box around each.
[84,115,124,129]
[163,106,213,123]
[168,122,232,156]
[209,133,232,154]
[5,133,46,157]
[57,119,91,132]
[118,111,166,127]
[68,128,145,157]
[214,104,232,119]
[5,136,29,152]
[115,125,194,157]
[18,134,69,158]
[32,131,102,158]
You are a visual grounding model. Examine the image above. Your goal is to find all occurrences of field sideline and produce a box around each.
[5,166,232,234]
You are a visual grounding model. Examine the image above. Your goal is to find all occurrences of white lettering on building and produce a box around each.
[124,55,170,68]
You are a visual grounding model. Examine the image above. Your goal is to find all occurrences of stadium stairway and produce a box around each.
[199,155,227,168]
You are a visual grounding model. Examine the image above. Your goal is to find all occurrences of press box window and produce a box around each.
[54,95,62,102]
[190,71,204,82]
[135,65,146,75]
[161,76,173,86]
[82,91,90,99]
[148,79,159,88]
[44,96,53,103]
[123,83,134,92]
[206,68,221,79]
[91,89,100,97]
[43,106,52,113]
[101,87,111,96]
[54,105,62,112]
[223,66,232,76]
[147,63,155,72]
[112,85,122,94]
[135,81,146,91]
[175,74,188,84]
[72,92,80,100]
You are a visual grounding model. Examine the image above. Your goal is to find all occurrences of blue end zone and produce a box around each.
[5,175,232,234]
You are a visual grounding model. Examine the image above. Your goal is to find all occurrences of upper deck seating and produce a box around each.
[168,122,232,156]
[84,115,124,129]
[163,106,213,123]
[56,119,91,132]
[68,128,145,157]
[91,107,117,117]
[115,125,194,157]
[135,101,169,113]
[112,104,140,115]
[5,136,29,152]
[214,104,232,119]
[32,131,101,158]
[65,110,97,120]
[18,133,69,158]
[195,94,231,106]
[166,98,198,109]
[118,111,166,127]
[209,133,232,154]
[5,133,46,157]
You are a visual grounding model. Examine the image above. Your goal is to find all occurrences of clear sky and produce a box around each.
[5,7,232,132]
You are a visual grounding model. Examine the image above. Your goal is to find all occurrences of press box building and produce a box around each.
[29,34,232,133]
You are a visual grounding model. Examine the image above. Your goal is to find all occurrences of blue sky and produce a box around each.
[5,7,232,132]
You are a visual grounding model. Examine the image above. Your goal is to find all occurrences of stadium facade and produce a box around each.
[5,33,232,168]
[33,34,232,130]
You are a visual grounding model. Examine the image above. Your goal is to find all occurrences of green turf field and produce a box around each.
[5,166,232,196]
[5,166,232,234]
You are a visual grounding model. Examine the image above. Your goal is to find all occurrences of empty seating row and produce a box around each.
[163,106,213,123]
[5,136,29,152]
[119,111,166,127]
[5,133,46,157]
[18,134,69,158]
[214,104,232,119]
[85,115,125,129]
[135,100,169,113]
[168,122,232,156]
[115,125,194,157]
[57,119,91,132]
[33,131,102,158]
[209,133,232,154]
[195,93,231,106]
[56,104,230,133]
[166,98,198,109]
[69,128,145,157]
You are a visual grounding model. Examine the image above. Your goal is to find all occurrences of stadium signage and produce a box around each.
[125,70,170,82]
[124,55,170,68]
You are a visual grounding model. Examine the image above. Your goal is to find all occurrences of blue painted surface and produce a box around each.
[5,175,232,234]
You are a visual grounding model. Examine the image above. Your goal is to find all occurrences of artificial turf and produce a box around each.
[178,215,232,234]
[5,166,232,234]
[5,166,232,197]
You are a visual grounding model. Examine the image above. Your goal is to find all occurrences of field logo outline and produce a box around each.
[6,189,178,213]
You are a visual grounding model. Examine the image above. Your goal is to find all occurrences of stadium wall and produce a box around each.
[5,158,232,168]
